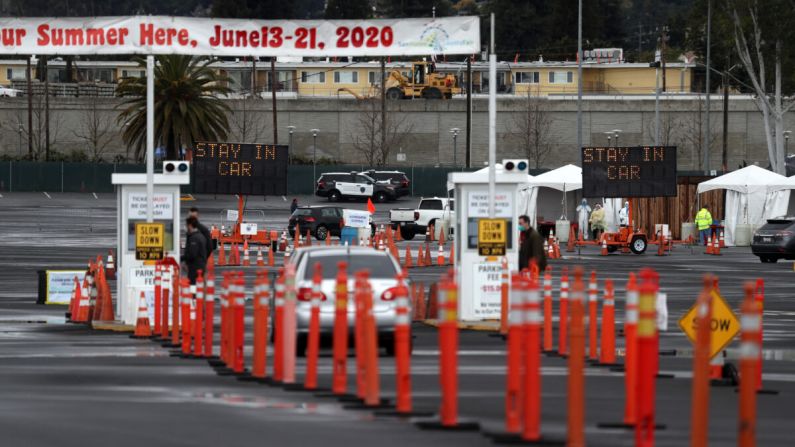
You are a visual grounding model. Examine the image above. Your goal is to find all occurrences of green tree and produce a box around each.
[325,0,371,19]
[116,55,232,161]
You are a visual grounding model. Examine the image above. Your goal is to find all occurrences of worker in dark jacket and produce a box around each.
[189,207,214,255]
[183,217,208,284]
[518,215,547,272]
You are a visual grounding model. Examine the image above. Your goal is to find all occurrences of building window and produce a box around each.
[121,70,144,78]
[333,71,358,83]
[368,71,385,85]
[6,68,26,80]
[548,71,573,84]
[301,71,326,83]
[77,68,115,83]
[515,71,539,84]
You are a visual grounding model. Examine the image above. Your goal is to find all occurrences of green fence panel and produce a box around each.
[0,162,10,192]
[12,162,61,192]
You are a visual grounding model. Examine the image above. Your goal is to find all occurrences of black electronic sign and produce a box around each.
[581,146,677,198]
[192,142,288,195]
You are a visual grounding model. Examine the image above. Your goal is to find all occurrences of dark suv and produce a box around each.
[751,218,795,263]
[361,170,410,197]
[288,206,344,240]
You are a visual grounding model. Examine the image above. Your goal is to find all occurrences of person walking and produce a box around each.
[589,203,607,240]
[518,215,547,272]
[576,199,592,240]
[183,217,208,284]
[189,207,214,255]
[290,198,299,214]
[695,205,713,245]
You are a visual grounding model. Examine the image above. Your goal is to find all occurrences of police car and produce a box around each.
[315,172,397,203]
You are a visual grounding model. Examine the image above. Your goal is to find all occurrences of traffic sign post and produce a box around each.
[135,222,165,261]
[678,289,741,359]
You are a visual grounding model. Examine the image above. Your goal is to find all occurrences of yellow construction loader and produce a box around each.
[338,61,460,100]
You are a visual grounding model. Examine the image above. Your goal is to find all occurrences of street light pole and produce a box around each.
[287,125,295,164]
[450,127,460,169]
[604,132,612,147]
[613,129,622,147]
[311,128,319,191]
[17,123,22,157]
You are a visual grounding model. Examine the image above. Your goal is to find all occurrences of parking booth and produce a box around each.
[111,165,189,325]
[449,161,528,321]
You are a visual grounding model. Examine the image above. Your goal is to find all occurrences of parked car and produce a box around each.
[288,246,408,356]
[288,206,344,241]
[361,170,410,197]
[315,172,397,203]
[751,218,795,263]
[389,197,455,240]
[0,87,22,97]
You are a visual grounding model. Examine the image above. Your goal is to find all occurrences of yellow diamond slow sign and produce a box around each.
[135,222,165,261]
[677,289,740,359]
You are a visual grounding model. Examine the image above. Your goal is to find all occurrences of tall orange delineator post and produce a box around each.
[180,277,192,356]
[636,268,659,447]
[624,273,639,423]
[598,279,616,365]
[393,271,415,414]
[251,272,271,382]
[505,273,525,434]
[332,262,349,395]
[282,263,298,384]
[522,271,542,441]
[193,271,205,357]
[588,271,599,361]
[170,275,182,347]
[272,269,285,383]
[542,266,553,353]
[160,267,173,340]
[154,265,162,335]
[738,283,760,447]
[558,267,570,357]
[304,263,323,390]
[567,268,586,447]
[362,272,382,407]
[499,257,510,335]
[218,273,230,366]
[690,276,714,447]
[204,270,216,359]
[232,275,246,375]
[354,272,367,400]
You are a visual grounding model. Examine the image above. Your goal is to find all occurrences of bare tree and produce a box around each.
[680,96,720,170]
[729,0,795,174]
[72,96,114,162]
[511,87,552,168]
[645,102,679,146]
[15,93,62,160]
[229,97,267,143]
[351,98,413,167]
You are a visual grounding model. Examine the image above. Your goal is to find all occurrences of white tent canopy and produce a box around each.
[524,164,582,224]
[696,165,791,246]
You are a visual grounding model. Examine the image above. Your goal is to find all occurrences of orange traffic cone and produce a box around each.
[417,245,425,267]
[256,245,265,266]
[439,227,446,246]
[131,291,152,338]
[567,226,576,252]
[306,229,313,247]
[428,223,435,242]
[106,250,116,280]
[396,225,403,242]
[553,238,561,259]
[218,241,226,265]
[705,235,714,255]
[712,234,721,256]
[294,226,300,247]
[424,243,432,266]
[719,230,726,248]
[96,266,114,321]
[405,245,413,268]
[68,276,80,320]
[448,244,455,265]
[243,240,251,266]
[437,243,444,266]
[600,238,608,256]
[326,234,332,246]
[548,238,555,258]
[74,276,90,323]
[268,245,275,267]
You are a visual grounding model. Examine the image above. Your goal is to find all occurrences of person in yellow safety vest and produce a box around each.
[695,205,713,245]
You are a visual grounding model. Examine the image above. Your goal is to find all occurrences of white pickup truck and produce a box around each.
[389,197,454,240]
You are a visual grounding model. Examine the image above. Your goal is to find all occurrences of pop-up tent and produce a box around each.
[696,165,791,245]
[524,164,582,225]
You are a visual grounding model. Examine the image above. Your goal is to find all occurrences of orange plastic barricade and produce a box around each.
[204,270,217,359]
[567,268,586,447]
[738,283,760,447]
[557,267,570,357]
[690,276,714,447]
[598,279,616,365]
[587,271,599,361]
[304,263,323,390]
[635,269,659,447]
[193,272,205,357]
[331,262,349,395]
[272,269,286,384]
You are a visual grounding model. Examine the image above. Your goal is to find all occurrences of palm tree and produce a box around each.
[116,55,233,161]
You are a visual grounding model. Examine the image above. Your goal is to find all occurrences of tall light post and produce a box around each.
[17,122,22,157]
[450,127,460,168]
[604,131,613,147]
[287,125,295,164]
[311,128,319,189]
[612,129,622,147]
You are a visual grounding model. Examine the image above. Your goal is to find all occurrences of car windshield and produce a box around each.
[303,253,397,280]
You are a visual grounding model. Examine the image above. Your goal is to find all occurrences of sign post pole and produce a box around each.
[146,55,155,224]
[487,13,496,219]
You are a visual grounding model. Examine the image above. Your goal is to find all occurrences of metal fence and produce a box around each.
[0,161,474,196]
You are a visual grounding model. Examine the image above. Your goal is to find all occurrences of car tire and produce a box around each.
[607,245,618,253]
[422,87,442,99]
[328,190,341,202]
[401,229,415,240]
[386,87,403,100]
[374,191,388,203]
[768,257,779,263]
[315,225,328,241]
[629,237,647,254]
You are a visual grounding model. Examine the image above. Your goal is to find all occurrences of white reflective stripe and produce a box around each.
[395,297,409,308]
[206,280,215,287]
[190,311,196,320]
[275,298,285,306]
[196,293,204,301]
[739,342,760,359]
[561,281,569,288]
[560,291,569,300]
[526,290,541,304]
[509,306,523,325]
[697,303,709,318]
[190,285,197,294]
[741,315,762,332]
[155,278,162,286]
[571,291,585,303]
[525,310,542,324]
[236,297,246,306]
[626,309,638,323]
[138,311,149,318]
[588,292,597,302]
[205,293,214,302]
[626,290,638,305]
[258,298,269,306]
[604,299,614,306]
[395,314,411,325]
[311,299,320,308]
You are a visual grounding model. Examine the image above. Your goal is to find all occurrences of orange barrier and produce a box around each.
[85,265,97,321]
[566,226,576,252]
[600,238,608,256]
[362,271,381,407]
[712,234,721,256]
[416,285,429,320]
[598,279,616,365]
[332,262,349,395]
[542,266,553,353]
[587,271,599,361]
[251,270,270,380]
[74,275,90,323]
[690,276,714,447]
[305,263,323,390]
[499,257,510,335]
[558,267,570,357]
[204,270,216,358]
[396,225,403,241]
[97,263,115,321]
[404,245,413,268]
[153,266,162,335]
[636,268,659,447]
[705,235,714,255]
[567,268,586,447]
[106,249,116,280]
[193,271,205,357]
[624,273,639,425]
[439,226,446,246]
[753,279,767,392]
[505,273,524,434]
[719,230,726,248]
[393,270,414,414]
[272,269,285,383]
[131,291,152,338]
[180,277,192,356]
[417,245,425,267]
[738,282,760,447]
[232,274,246,375]
[171,274,181,346]
[437,243,444,266]
[439,273,469,428]
[160,267,173,340]
[243,240,251,266]
[354,271,367,400]
[256,245,265,266]
[448,244,455,266]
[428,223,435,242]
[522,271,542,441]
[306,229,312,247]
[219,273,230,365]
[294,226,300,248]
[424,243,432,266]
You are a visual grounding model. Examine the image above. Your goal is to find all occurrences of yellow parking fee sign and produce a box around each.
[478,218,507,256]
[677,289,740,359]
[135,222,165,261]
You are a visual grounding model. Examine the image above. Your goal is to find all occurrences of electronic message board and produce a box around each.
[581,146,677,198]
[192,142,288,195]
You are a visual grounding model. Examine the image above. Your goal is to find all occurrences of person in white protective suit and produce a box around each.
[576,199,592,240]
[618,201,629,227]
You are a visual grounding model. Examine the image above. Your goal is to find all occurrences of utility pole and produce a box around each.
[638,23,642,58]
[466,56,472,168]
[271,58,278,144]
[660,26,668,92]
[26,56,32,158]
[576,0,583,159]
[704,0,712,175]
[722,67,729,173]
[380,57,386,156]
[44,55,49,161]
[251,57,256,96]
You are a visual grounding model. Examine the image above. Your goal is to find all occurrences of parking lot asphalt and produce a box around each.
[1,192,793,446]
